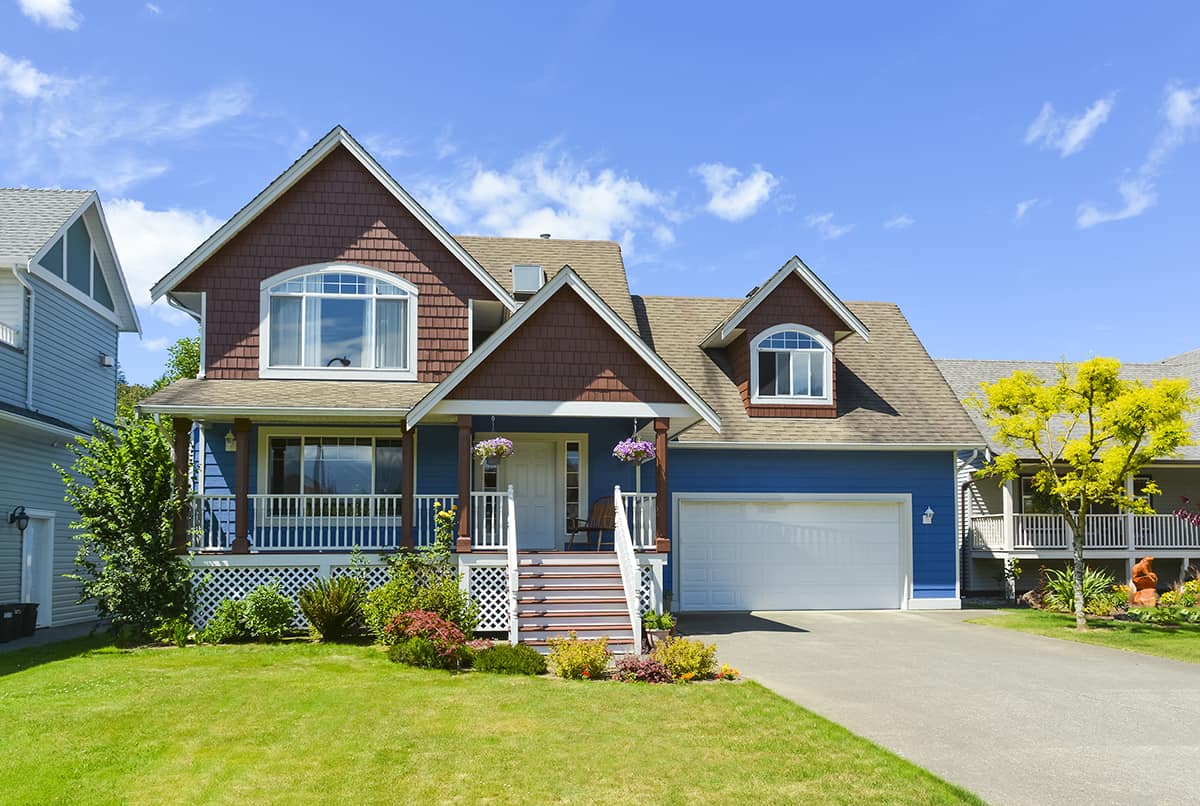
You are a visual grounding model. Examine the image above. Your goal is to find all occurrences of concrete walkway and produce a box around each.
[0,620,102,654]
[686,610,1200,806]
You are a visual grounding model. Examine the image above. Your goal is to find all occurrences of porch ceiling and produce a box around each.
[137,378,435,421]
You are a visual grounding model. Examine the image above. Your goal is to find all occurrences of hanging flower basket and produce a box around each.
[474,437,514,463]
[613,438,655,465]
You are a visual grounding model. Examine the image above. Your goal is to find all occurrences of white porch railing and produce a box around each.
[612,486,643,655]
[191,494,236,551]
[505,485,519,645]
[471,491,509,549]
[0,320,19,347]
[413,494,460,546]
[624,492,657,549]
[971,513,1200,552]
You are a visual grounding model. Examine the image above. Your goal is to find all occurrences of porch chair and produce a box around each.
[567,496,616,550]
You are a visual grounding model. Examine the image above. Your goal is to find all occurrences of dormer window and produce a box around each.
[750,324,832,405]
[260,264,418,380]
[512,264,545,299]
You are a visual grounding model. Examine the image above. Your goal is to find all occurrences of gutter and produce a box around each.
[958,448,980,597]
[10,262,35,410]
[137,403,414,420]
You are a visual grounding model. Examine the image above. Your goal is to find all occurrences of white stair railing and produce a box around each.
[612,485,643,655]
[506,484,519,645]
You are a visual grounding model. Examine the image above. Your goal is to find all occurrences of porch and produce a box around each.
[969,513,1200,556]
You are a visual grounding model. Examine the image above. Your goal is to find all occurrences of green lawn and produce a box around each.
[969,609,1200,664]
[0,638,978,805]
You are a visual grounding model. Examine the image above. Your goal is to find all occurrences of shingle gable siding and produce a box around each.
[176,145,492,382]
[448,287,684,403]
[729,272,842,418]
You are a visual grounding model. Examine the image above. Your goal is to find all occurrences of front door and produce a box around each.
[21,514,54,628]
[500,441,558,549]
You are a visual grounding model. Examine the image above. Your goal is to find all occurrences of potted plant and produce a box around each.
[473,437,514,463]
[642,610,675,646]
[612,438,655,465]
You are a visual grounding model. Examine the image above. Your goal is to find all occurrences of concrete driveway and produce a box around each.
[685,610,1200,806]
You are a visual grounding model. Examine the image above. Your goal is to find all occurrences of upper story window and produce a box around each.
[260,264,418,380]
[35,217,115,313]
[750,324,833,405]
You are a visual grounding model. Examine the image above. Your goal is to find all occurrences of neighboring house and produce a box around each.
[937,354,1200,596]
[0,189,141,628]
[140,127,981,650]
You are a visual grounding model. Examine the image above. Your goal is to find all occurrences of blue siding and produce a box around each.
[670,449,958,599]
[414,425,457,495]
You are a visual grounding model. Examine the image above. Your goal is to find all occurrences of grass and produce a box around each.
[969,609,1200,664]
[0,638,979,805]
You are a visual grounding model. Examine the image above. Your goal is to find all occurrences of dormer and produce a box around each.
[701,256,869,418]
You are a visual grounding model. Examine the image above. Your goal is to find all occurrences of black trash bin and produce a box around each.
[0,604,21,643]
[19,603,38,638]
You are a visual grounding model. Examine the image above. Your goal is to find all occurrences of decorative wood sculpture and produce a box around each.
[1131,556,1158,607]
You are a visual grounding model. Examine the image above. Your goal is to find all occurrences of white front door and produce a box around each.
[21,514,54,628]
[500,441,558,549]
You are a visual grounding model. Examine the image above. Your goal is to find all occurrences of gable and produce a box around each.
[175,145,497,382]
[448,285,684,403]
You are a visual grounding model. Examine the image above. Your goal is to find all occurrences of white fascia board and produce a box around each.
[88,196,142,333]
[137,403,412,421]
[432,400,700,420]
[148,127,516,313]
[0,407,83,439]
[407,267,721,432]
[671,440,985,451]
[705,256,871,347]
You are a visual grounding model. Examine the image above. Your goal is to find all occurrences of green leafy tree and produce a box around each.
[974,358,1194,628]
[115,335,200,419]
[56,416,193,639]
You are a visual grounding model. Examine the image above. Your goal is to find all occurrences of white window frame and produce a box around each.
[258,263,419,380]
[749,323,834,406]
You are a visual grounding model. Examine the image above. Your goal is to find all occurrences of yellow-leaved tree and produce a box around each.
[973,358,1194,628]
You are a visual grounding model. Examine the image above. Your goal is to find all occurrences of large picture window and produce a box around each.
[261,265,417,379]
[267,435,404,495]
[750,324,833,405]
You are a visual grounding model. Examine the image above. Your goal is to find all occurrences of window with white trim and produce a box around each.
[262,266,417,377]
[750,325,833,404]
[267,435,403,495]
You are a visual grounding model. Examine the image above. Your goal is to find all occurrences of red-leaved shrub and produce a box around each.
[384,609,466,658]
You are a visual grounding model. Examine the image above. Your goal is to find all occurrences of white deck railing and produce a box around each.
[0,320,19,347]
[505,485,519,645]
[612,486,643,655]
[624,492,657,549]
[190,493,458,551]
[471,491,509,549]
[971,513,1200,552]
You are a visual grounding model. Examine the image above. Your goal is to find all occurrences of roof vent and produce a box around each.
[745,285,760,298]
[539,233,551,239]
[512,264,545,300]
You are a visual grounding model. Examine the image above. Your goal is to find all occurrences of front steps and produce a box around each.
[514,551,637,653]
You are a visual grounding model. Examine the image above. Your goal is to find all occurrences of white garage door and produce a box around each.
[678,498,906,611]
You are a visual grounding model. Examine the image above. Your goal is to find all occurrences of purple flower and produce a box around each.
[473,437,514,462]
[613,438,655,464]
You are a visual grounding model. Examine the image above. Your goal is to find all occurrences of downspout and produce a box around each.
[958,449,980,598]
[11,262,35,411]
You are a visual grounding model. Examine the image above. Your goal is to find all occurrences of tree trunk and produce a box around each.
[1073,510,1087,629]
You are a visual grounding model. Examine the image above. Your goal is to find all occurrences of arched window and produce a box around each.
[750,324,832,404]
[260,264,417,380]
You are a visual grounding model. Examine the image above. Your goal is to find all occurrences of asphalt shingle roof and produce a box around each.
[139,379,438,413]
[0,188,92,262]
[642,295,983,446]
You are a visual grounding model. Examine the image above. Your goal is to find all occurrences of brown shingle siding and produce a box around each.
[176,145,489,381]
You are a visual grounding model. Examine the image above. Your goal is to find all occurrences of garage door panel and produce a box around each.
[679,499,904,611]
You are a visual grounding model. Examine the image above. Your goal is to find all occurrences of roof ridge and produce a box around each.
[453,234,620,246]
[0,187,93,193]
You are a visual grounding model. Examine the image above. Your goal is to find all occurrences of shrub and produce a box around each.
[243,584,295,641]
[1086,584,1130,617]
[547,632,610,679]
[473,643,547,675]
[384,610,468,668]
[56,417,193,640]
[363,559,478,643]
[652,636,718,681]
[298,575,363,641]
[150,615,193,647]
[614,654,673,684]
[389,636,448,669]
[1041,566,1117,613]
[201,598,251,644]
[642,611,675,631]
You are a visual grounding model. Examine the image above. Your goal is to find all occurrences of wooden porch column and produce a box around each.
[456,415,473,552]
[654,418,670,553]
[400,425,416,549]
[231,418,251,554]
[171,417,191,554]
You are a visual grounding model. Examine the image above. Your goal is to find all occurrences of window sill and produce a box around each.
[259,366,418,381]
[749,395,834,407]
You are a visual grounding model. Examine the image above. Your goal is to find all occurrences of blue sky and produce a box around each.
[3,1,1199,384]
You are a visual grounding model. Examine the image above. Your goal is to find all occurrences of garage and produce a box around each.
[676,496,909,611]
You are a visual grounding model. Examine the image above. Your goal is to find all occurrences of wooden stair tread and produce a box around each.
[518,572,622,578]
[519,624,631,632]
[518,584,625,592]
[518,610,628,618]
[521,637,634,645]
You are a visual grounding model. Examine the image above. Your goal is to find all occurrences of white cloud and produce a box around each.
[0,52,252,194]
[1077,83,1200,229]
[141,336,170,351]
[1014,198,1046,221]
[882,214,914,230]
[362,134,412,160]
[0,52,69,99]
[433,128,458,160]
[652,224,675,245]
[805,212,853,240]
[693,162,778,221]
[18,0,80,30]
[418,148,668,244]
[1025,95,1114,156]
[104,199,222,314]
[145,3,161,14]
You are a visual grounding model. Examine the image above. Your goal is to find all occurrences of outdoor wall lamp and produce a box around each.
[224,430,237,452]
[922,506,935,525]
[8,506,29,533]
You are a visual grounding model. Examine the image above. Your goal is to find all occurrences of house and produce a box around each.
[0,189,141,629]
[140,127,981,650]
[937,354,1200,596]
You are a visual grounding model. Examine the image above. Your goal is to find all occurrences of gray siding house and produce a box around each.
[0,189,140,628]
